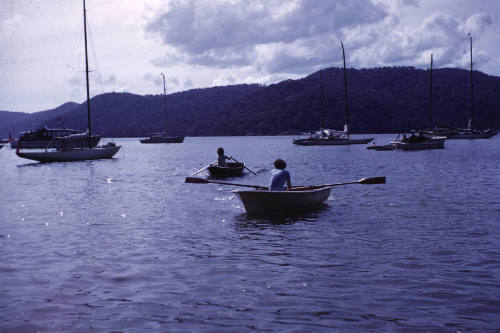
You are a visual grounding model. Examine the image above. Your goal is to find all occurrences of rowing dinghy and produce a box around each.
[233,187,332,216]
[208,162,245,178]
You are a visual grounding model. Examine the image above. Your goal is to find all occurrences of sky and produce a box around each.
[1,0,499,113]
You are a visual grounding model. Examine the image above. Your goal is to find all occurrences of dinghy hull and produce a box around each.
[208,162,245,178]
[233,187,332,216]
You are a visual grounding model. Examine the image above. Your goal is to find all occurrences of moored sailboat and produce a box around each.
[16,0,120,163]
[293,41,373,146]
[390,54,446,151]
[425,34,498,139]
[140,73,184,144]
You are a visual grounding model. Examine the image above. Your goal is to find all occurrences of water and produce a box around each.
[1,135,499,332]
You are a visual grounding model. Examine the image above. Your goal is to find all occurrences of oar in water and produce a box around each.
[230,156,257,175]
[291,176,386,191]
[191,161,217,176]
[185,177,268,190]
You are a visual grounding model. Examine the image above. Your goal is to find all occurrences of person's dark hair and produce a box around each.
[274,158,286,170]
[217,147,224,156]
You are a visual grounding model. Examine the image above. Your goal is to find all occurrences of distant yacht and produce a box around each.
[425,34,497,139]
[140,73,184,144]
[10,126,100,149]
[293,42,373,146]
[16,0,120,162]
[390,54,446,151]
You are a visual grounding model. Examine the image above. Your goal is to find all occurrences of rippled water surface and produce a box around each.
[1,135,499,332]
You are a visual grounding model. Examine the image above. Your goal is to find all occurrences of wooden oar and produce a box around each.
[230,156,257,175]
[191,161,217,176]
[185,177,268,190]
[291,176,386,191]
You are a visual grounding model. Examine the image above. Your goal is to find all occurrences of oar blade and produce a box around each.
[185,177,209,184]
[359,176,386,184]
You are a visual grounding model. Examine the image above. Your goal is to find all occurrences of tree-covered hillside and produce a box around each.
[0,67,498,138]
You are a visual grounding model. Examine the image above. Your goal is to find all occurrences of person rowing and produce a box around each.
[217,147,232,167]
[269,158,291,191]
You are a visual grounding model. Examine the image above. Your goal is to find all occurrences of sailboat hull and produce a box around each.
[390,137,445,150]
[293,137,373,146]
[17,146,121,163]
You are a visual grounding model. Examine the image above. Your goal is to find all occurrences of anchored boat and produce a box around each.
[293,42,373,146]
[10,126,100,149]
[390,132,445,150]
[233,187,333,216]
[140,73,184,144]
[16,0,120,163]
[424,35,497,139]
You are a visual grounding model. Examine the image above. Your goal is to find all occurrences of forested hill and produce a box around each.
[1,67,499,138]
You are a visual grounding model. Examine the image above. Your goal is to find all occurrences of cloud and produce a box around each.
[349,11,494,69]
[102,74,116,85]
[144,73,163,86]
[463,12,494,36]
[146,0,387,72]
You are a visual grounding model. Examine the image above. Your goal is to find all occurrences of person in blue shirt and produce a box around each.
[269,158,291,191]
[217,147,232,167]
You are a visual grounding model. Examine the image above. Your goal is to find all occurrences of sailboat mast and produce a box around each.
[341,41,349,139]
[468,33,473,130]
[161,73,167,135]
[320,70,324,131]
[429,53,433,130]
[83,0,92,146]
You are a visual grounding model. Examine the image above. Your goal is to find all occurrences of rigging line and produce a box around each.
[86,17,105,95]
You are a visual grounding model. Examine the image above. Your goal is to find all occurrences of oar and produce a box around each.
[185,177,268,190]
[230,156,257,175]
[191,161,217,176]
[291,176,386,191]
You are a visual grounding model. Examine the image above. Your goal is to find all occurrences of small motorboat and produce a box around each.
[208,162,245,178]
[233,187,332,216]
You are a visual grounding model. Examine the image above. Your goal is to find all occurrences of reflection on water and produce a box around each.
[1,135,499,332]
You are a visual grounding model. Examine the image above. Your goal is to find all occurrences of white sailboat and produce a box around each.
[293,41,373,145]
[140,73,184,144]
[426,34,497,139]
[17,0,120,163]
